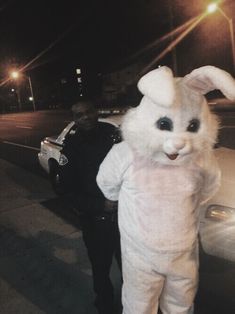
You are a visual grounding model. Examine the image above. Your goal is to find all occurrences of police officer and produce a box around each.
[59,99,121,314]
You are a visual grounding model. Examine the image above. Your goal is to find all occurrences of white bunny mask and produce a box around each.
[122,66,235,165]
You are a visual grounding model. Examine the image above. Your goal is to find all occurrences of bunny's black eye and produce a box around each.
[156,117,173,131]
[187,119,200,133]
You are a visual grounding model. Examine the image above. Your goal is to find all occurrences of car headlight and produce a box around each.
[59,154,68,166]
[205,204,235,222]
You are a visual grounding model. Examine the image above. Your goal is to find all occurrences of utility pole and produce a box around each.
[28,75,36,111]
[169,0,178,75]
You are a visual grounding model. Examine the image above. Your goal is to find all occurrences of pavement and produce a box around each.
[0,159,122,314]
[1,158,234,314]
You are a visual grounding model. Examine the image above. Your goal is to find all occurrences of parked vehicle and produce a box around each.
[38,116,122,194]
[200,147,235,263]
[38,121,235,263]
[208,98,235,112]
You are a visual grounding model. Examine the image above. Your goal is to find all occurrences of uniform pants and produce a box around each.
[81,213,121,314]
[121,238,198,314]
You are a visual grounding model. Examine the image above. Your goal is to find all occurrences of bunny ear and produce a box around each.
[137,66,176,107]
[183,66,235,100]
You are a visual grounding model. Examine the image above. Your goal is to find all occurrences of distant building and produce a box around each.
[101,62,144,108]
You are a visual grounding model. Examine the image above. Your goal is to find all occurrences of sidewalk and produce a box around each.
[0,159,122,314]
[1,159,233,314]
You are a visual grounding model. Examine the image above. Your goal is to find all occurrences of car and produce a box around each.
[208,98,235,112]
[38,115,123,195]
[38,121,235,263]
[199,146,235,263]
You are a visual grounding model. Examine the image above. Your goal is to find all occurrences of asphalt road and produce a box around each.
[0,108,235,172]
[0,110,72,175]
[1,109,235,313]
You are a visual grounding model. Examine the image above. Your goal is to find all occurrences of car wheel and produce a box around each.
[49,161,65,195]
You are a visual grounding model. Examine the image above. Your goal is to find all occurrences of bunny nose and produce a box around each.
[173,139,185,150]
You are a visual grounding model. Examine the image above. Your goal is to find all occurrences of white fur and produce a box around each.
[96,65,232,314]
[137,66,176,107]
[184,65,235,99]
[122,66,235,166]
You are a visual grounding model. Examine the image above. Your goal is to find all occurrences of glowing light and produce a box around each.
[11,71,20,79]
[29,96,33,101]
[207,3,218,14]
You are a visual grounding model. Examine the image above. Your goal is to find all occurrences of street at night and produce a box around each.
[1,1,235,313]
[0,108,235,313]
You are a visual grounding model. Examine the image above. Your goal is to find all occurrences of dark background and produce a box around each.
[0,0,235,108]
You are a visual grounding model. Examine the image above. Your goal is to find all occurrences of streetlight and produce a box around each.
[207,3,218,14]
[207,2,235,73]
[11,71,20,79]
[10,70,36,111]
[10,71,22,111]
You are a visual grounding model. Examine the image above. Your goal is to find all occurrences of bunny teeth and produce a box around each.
[166,154,179,160]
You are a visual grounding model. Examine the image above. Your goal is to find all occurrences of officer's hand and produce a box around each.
[104,199,118,213]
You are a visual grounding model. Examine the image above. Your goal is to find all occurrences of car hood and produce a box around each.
[210,147,235,208]
[44,135,63,146]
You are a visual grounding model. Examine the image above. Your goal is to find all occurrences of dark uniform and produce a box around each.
[60,121,121,314]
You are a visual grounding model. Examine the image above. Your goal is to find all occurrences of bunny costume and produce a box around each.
[97,66,235,314]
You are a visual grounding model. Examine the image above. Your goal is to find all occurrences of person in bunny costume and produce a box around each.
[96,65,235,314]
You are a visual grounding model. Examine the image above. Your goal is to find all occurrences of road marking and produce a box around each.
[0,118,16,121]
[2,141,40,151]
[15,125,32,129]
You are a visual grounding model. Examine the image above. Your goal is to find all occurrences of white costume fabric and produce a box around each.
[96,66,235,314]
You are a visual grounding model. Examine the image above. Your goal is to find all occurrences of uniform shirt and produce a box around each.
[60,121,119,216]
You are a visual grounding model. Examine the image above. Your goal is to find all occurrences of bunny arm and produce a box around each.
[96,142,132,201]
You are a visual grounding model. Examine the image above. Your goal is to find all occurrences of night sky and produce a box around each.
[0,0,170,74]
[0,0,235,79]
